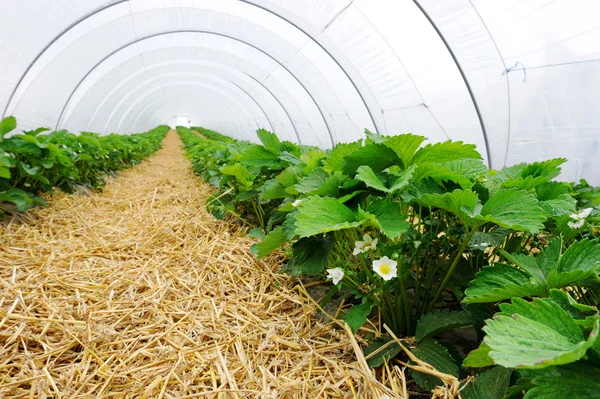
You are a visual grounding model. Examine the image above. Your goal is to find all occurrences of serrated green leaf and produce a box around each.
[461,367,512,399]
[546,239,600,289]
[342,143,401,175]
[477,189,546,233]
[246,227,265,239]
[256,129,281,154]
[295,168,340,197]
[463,263,547,304]
[417,189,479,225]
[289,235,334,275]
[361,198,409,239]
[355,165,390,192]
[0,189,34,211]
[410,339,459,391]
[524,363,600,399]
[256,226,287,258]
[240,145,282,169]
[413,140,482,165]
[389,164,416,193]
[294,196,362,238]
[276,166,301,187]
[259,179,288,200]
[413,162,475,189]
[415,309,474,343]
[484,298,599,369]
[344,301,374,333]
[382,134,426,166]
[220,163,254,187]
[364,128,388,144]
[323,141,362,173]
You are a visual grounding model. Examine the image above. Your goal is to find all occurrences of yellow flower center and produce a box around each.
[379,264,391,275]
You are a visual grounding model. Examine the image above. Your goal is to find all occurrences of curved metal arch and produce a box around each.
[55,29,334,146]
[3,0,382,138]
[77,56,302,144]
[91,72,275,135]
[412,0,492,168]
[120,83,261,138]
[114,82,263,136]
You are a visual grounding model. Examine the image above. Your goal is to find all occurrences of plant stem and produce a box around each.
[426,228,476,313]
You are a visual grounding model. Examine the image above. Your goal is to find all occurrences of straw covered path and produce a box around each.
[0,131,400,398]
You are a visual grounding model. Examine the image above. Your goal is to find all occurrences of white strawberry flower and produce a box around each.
[568,219,585,229]
[292,199,302,207]
[353,234,378,255]
[326,267,345,285]
[568,207,594,229]
[372,256,398,281]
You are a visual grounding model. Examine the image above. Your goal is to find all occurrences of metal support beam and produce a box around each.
[412,0,492,168]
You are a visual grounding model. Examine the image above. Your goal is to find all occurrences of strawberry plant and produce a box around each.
[0,116,168,217]
[179,125,600,397]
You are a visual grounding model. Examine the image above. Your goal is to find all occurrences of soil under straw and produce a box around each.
[0,131,416,398]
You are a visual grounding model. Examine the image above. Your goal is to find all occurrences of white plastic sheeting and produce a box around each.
[0,0,599,182]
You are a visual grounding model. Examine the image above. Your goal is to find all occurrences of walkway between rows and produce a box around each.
[0,131,389,398]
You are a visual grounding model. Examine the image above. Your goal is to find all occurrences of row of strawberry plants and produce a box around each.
[0,116,168,217]
[178,125,600,397]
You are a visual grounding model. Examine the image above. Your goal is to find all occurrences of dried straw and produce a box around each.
[0,131,412,398]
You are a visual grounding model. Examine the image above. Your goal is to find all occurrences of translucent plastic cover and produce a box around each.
[1,0,598,182]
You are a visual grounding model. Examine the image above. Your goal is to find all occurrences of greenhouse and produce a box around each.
[1,1,599,397]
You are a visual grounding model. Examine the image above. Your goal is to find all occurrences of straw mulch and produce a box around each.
[0,131,419,398]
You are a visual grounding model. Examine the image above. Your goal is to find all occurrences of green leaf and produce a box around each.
[413,140,482,165]
[546,239,600,289]
[220,163,254,187]
[363,128,388,144]
[246,227,265,239]
[413,162,476,189]
[344,301,374,333]
[463,263,547,304]
[355,165,389,192]
[483,297,599,369]
[382,134,426,166]
[278,151,302,165]
[463,343,494,368]
[389,164,416,193]
[300,149,326,173]
[0,116,17,139]
[289,235,334,275]
[256,129,281,154]
[276,166,301,187]
[363,198,409,239]
[259,179,288,200]
[240,145,282,169]
[477,189,546,233]
[323,141,362,173]
[364,336,403,368]
[295,168,340,197]
[415,309,474,343]
[410,339,459,391]
[256,226,287,259]
[417,189,479,225]
[0,189,34,211]
[524,364,600,399]
[461,367,512,399]
[294,196,362,238]
[342,143,401,175]
[549,289,598,321]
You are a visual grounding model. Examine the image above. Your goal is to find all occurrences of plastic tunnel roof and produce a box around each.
[1,0,599,183]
